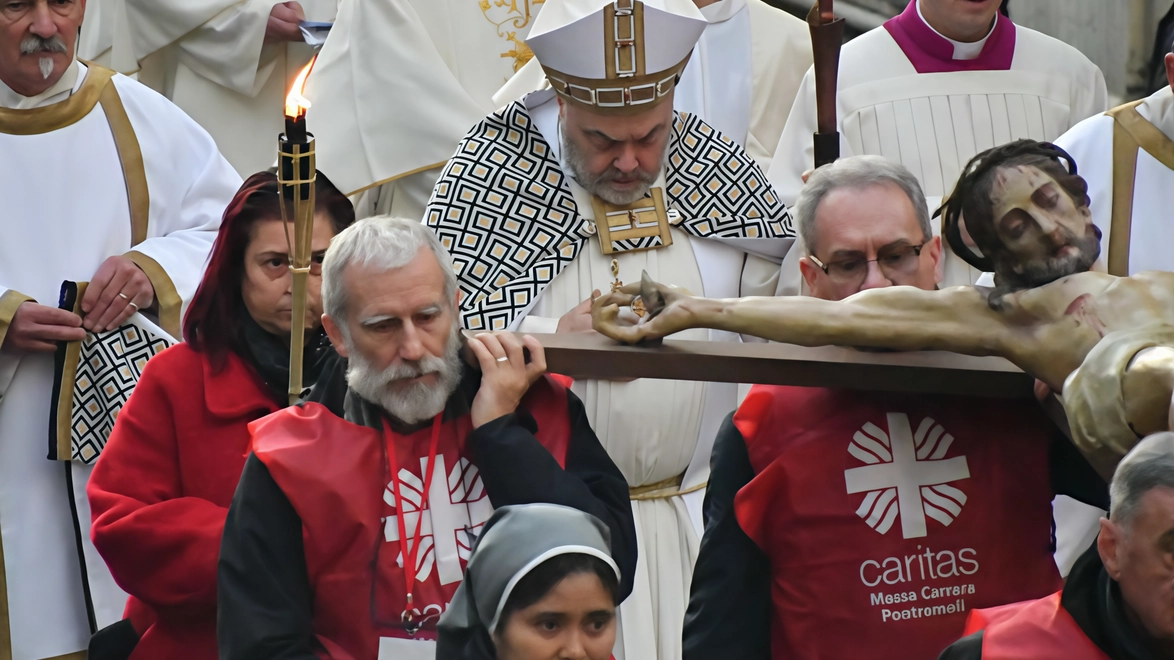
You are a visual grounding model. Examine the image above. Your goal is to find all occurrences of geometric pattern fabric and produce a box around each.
[70,322,174,463]
[426,100,794,332]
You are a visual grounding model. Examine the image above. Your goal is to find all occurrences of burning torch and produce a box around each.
[808,0,844,169]
[280,59,317,406]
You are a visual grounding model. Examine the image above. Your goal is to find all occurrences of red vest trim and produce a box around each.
[965,592,1111,660]
[732,385,1061,660]
[249,376,571,660]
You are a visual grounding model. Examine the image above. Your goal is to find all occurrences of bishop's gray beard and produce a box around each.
[560,121,662,206]
[344,323,464,425]
[20,35,67,80]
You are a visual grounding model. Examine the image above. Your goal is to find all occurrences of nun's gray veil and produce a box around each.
[435,503,619,659]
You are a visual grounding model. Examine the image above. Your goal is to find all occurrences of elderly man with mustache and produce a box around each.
[217,217,636,660]
[0,1,240,659]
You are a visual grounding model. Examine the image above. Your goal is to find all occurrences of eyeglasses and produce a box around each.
[808,243,926,287]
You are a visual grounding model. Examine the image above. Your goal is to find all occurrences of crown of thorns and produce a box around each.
[935,139,1079,273]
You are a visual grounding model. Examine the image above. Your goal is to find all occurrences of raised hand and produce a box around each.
[591,271,698,344]
[264,2,306,44]
[2,302,86,353]
[467,331,547,428]
[81,256,155,332]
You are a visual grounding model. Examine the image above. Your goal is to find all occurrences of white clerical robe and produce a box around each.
[1056,86,1174,276]
[511,91,785,660]
[493,0,812,175]
[303,0,545,221]
[769,14,1106,288]
[0,62,239,660]
[1047,86,1174,576]
[673,0,811,173]
[80,0,337,176]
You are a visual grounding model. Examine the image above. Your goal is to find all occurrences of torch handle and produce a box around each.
[288,271,309,406]
[807,1,845,168]
[278,136,317,406]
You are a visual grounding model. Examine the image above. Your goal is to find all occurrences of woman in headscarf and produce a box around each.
[438,504,622,660]
[85,171,354,660]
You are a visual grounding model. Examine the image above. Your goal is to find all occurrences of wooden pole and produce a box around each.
[808,0,845,168]
[479,332,1035,399]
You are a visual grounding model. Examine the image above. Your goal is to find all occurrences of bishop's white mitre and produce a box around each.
[526,0,707,115]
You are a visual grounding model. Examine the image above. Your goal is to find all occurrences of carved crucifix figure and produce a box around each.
[593,140,1174,476]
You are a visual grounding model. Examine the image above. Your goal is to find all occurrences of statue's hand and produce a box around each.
[591,271,696,344]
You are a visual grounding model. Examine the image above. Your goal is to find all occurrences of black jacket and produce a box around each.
[939,542,1163,660]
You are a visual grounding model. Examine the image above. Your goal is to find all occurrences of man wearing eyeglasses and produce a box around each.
[681,156,1107,660]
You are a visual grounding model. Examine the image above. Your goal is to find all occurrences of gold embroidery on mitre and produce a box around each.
[591,187,672,255]
[540,1,688,115]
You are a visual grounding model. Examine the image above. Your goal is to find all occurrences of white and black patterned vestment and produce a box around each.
[426,98,794,332]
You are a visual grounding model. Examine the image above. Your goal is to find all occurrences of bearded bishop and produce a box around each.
[0,8,239,657]
[79,0,338,176]
[494,0,813,173]
[302,0,548,221]
[425,2,794,658]
[769,0,1106,289]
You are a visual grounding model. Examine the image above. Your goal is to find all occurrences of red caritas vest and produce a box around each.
[733,386,1062,660]
[249,377,572,660]
[963,592,1110,659]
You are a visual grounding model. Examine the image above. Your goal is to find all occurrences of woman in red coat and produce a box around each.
[86,171,355,660]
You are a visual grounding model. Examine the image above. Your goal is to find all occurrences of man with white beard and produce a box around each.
[0,0,239,657]
[217,216,636,659]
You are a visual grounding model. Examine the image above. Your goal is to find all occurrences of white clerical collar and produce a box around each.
[916,0,996,61]
[697,0,747,23]
[0,59,84,110]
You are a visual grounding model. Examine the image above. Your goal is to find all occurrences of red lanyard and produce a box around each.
[383,412,443,626]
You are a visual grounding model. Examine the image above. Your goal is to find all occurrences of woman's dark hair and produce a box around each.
[494,554,620,635]
[182,170,355,366]
[939,139,1089,275]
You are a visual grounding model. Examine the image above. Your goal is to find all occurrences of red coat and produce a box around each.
[88,344,279,660]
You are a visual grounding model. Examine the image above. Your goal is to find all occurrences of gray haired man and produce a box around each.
[941,432,1174,659]
[683,156,1107,660]
[217,216,636,659]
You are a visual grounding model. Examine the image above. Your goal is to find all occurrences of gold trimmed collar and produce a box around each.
[0,64,114,136]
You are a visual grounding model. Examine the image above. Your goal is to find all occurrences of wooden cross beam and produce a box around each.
[528,332,1034,399]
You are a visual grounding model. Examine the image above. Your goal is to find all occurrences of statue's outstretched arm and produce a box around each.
[593,275,1016,359]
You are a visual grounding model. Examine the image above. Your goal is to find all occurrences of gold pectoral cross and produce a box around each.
[591,187,673,256]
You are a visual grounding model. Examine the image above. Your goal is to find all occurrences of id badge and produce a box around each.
[378,637,436,660]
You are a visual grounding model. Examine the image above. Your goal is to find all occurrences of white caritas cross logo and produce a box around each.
[382,455,494,585]
[844,413,971,540]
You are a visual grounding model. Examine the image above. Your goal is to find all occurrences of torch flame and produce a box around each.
[285,58,315,118]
